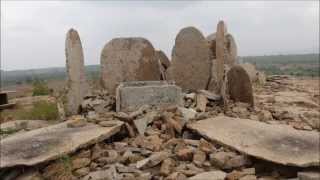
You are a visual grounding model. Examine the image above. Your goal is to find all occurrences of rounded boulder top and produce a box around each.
[167,26,211,91]
[100,37,161,94]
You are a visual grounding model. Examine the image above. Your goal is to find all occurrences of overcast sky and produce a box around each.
[1,1,319,71]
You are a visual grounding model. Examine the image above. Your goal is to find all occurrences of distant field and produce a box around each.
[1,53,319,87]
[242,53,319,77]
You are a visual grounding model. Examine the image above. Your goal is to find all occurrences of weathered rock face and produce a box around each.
[227,65,254,106]
[166,27,211,91]
[155,50,170,80]
[65,29,90,116]
[116,81,183,112]
[188,116,320,167]
[101,38,161,94]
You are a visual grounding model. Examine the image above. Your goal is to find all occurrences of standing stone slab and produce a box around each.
[166,27,211,91]
[226,65,254,106]
[215,21,226,94]
[0,120,123,168]
[116,81,183,112]
[101,38,161,94]
[65,29,90,116]
[187,116,320,167]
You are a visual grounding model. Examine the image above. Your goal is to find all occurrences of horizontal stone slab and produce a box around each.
[187,116,319,167]
[0,120,123,168]
[116,81,183,112]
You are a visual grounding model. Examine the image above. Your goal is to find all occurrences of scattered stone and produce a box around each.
[178,107,197,122]
[134,111,158,135]
[101,37,161,94]
[136,151,170,169]
[193,150,206,166]
[240,175,257,180]
[176,147,194,161]
[67,117,87,128]
[166,26,211,91]
[298,171,320,180]
[188,116,320,167]
[198,90,222,101]
[196,94,208,112]
[98,120,118,127]
[71,157,90,170]
[226,65,254,107]
[116,81,183,112]
[189,170,227,180]
[209,151,236,169]
[15,169,42,180]
[160,158,175,176]
[64,28,90,116]
[74,167,90,177]
[166,172,187,180]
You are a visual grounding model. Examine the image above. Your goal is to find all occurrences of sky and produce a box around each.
[1,1,319,71]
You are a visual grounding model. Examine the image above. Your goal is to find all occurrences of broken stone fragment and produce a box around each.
[176,147,194,161]
[67,116,87,128]
[74,167,90,177]
[188,170,227,180]
[116,81,183,112]
[298,171,320,180]
[166,172,187,180]
[160,158,175,176]
[71,157,90,170]
[136,151,170,169]
[209,151,236,169]
[196,94,208,112]
[192,150,206,166]
[101,37,161,94]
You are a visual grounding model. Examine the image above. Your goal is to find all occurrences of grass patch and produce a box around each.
[1,100,59,120]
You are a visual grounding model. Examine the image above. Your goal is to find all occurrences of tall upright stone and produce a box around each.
[101,38,161,94]
[155,50,170,80]
[166,27,211,91]
[65,29,90,116]
[215,20,226,94]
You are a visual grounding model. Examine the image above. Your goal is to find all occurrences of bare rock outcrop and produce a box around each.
[65,29,90,116]
[101,38,161,94]
[166,27,211,91]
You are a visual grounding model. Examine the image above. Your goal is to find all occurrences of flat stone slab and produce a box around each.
[0,120,123,168]
[116,81,183,112]
[187,116,319,167]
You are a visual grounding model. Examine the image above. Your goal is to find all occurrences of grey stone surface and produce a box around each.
[166,27,211,91]
[65,29,90,116]
[298,171,320,180]
[116,81,183,112]
[0,120,123,168]
[188,170,227,180]
[101,38,161,94]
[187,116,320,167]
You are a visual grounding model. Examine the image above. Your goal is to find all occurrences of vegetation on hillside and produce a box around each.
[242,54,319,77]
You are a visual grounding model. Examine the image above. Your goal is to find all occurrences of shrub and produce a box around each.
[32,80,50,96]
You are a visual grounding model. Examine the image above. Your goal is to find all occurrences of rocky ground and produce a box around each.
[0,76,319,180]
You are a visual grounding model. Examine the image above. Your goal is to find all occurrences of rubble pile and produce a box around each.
[1,20,319,180]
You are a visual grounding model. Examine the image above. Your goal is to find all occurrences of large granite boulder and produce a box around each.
[65,29,90,116]
[101,38,161,94]
[166,27,211,91]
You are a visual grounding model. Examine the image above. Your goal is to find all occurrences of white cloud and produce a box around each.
[1,1,319,70]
